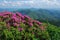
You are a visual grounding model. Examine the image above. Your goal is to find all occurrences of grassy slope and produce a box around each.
[42,22,60,40]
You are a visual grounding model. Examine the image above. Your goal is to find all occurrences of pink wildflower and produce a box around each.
[28,20,33,23]
[24,15,31,19]
[34,20,42,25]
[12,13,16,17]
[27,22,33,26]
[11,16,19,22]
[37,21,42,25]
[21,16,25,20]
[13,23,20,27]
[0,14,4,16]
[3,11,12,15]
[16,12,22,17]
[21,20,26,23]
[18,28,23,31]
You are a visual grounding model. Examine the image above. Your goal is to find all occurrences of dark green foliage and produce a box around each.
[0,21,60,40]
[43,23,60,40]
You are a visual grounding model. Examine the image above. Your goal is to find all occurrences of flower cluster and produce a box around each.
[0,11,53,40]
[0,11,42,26]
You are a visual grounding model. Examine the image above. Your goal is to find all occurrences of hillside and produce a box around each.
[0,12,60,40]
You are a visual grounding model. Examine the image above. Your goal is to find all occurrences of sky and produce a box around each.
[0,0,60,9]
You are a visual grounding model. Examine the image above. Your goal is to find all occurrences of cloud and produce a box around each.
[0,0,60,8]
[0,0,33,8]
[30,0,60,8]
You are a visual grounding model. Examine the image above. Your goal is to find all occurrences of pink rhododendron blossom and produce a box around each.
[0,11,43,28]
[28,20,33,23]
[11,16,17,20]
[22,20,26,23]
[21,16,25,20]
[16,12,22,17]
[33,20,42,25]
[36,21,42,25]
[18,28,23,31]
[12,13,16,17]
[24,15,31,19]
[0,14,4,16]
[11,16,18,21]
[3,11,12,15]
[27,22,33,26]
[13,23,20,27]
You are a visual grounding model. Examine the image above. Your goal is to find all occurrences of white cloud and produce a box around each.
[30,0,60,8]
[0,0,60,8]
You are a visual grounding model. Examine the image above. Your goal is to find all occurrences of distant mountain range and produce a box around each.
[13,8,60,26]
[13,8,60,20]
[0,8,60,26]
